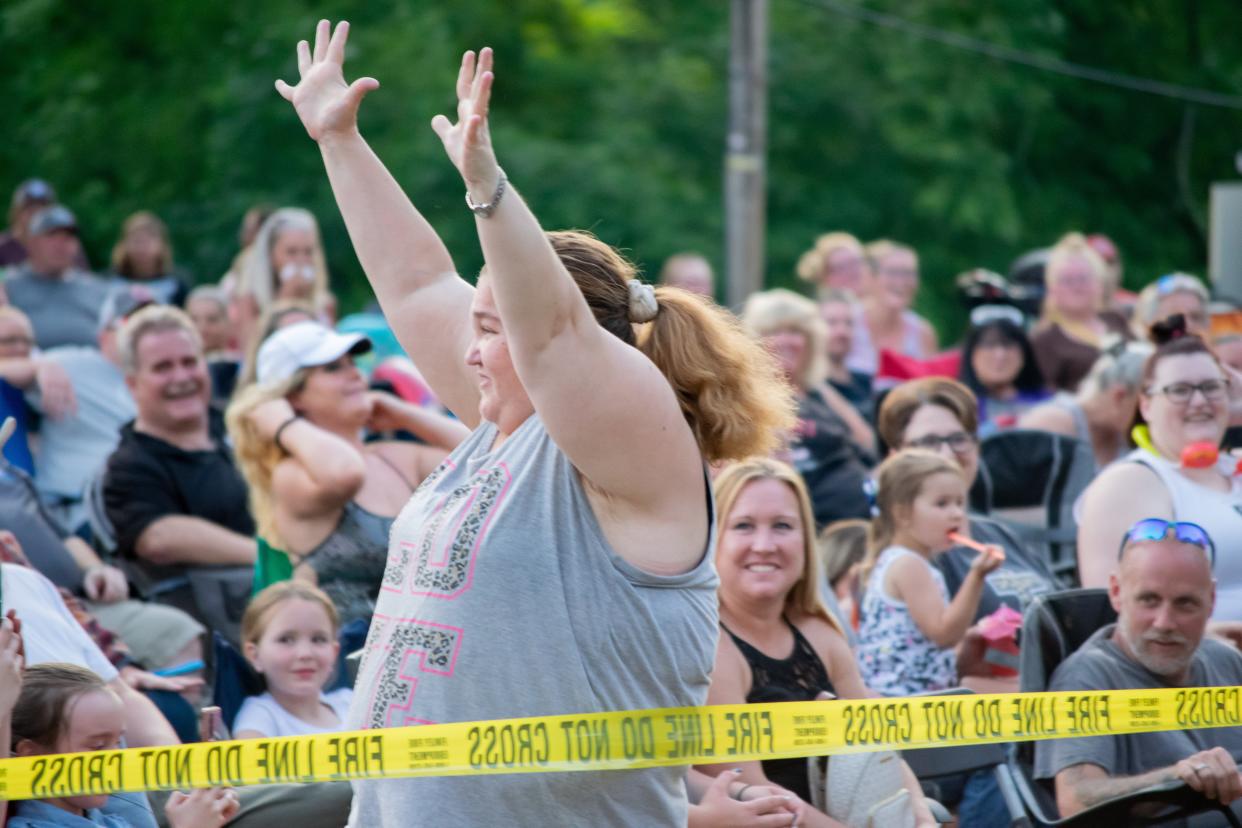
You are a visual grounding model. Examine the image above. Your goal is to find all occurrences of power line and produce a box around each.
[786,0,1242,111]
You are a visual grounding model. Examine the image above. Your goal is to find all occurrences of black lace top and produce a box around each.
[720,617,835,801]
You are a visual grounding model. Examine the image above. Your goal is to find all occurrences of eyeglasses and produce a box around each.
[1145,379,1229,405]
[904,431,976,454]
[1119,518,1215,565]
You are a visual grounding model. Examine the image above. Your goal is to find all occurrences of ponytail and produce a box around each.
[639,288,795,462]
[549,230,796,463]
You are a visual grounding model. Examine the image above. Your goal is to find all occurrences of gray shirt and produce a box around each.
[4,266,112,350]
[347,415,719,827]
[30,346,134,501]
[1035,625,1242,788]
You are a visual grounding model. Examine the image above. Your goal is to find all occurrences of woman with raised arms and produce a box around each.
[276,20,794,827]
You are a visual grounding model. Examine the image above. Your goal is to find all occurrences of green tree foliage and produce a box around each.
[1,0,1239,340]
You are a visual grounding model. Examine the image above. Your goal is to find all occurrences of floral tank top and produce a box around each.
[857,546,957,696]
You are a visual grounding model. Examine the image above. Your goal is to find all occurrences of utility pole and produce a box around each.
[725,0,768,309]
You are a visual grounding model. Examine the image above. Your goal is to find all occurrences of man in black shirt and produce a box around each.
[103,305,255,642]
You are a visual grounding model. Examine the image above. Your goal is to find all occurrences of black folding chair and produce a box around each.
[969,430,1096,586]
[1006,588,1242,826]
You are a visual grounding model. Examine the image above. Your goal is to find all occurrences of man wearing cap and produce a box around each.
[101,305,255,643]
[0,179,56,266]
[5,203,112,349]
[1036,518,1242,818]
[24,289,150,533]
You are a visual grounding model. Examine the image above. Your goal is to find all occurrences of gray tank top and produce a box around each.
[346,415,718,827]
[300,501,394,627]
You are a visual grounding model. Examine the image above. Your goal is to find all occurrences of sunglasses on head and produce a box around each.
[1118,518,1215,565]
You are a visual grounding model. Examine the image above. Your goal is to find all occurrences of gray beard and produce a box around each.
[1116,622,1192,679]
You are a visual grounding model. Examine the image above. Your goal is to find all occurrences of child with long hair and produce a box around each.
[856,450,1004,696]
[9,663,237,827]
[233,582,351,738]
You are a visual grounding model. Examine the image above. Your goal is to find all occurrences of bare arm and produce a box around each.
[0,355,37,387]
[366,391,470,450]
[890,551,1001,648]
[802,617,934,825]
[1076,462,1170,588]
[277,20,480,424]
[0,356,76,418]
[1017,403,1077,436]
[814,382,875,454]
[135,516,256,567]
[431,48,702,520]
[109,678,179,747]
[918,318,938,354]
[251,398,366,519]
[1054,753,1242,818]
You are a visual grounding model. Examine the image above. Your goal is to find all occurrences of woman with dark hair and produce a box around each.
[877,378,1057,620]
[958,305,1049,436]
[1077,318,1242,645]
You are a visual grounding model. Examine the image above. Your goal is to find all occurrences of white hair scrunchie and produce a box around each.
[627,279,659,324]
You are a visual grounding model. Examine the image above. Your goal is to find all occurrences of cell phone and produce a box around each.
[199,706,230,743]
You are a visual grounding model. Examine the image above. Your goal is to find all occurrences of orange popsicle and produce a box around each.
[948,531,1006,560]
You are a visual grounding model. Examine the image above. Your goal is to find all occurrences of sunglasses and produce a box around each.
[1119,518,1215,565]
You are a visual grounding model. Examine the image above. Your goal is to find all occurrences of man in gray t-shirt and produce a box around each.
[1035,522,1242,821]
[4,204,112,350]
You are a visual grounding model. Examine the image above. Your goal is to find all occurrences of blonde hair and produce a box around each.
[117,304,201,374]
[864,239,917,272]
[225,368,312,550]
[817,518,869,588]
[238,208,330,314]
[741,288,828,390]
[548,230,795,462]
[860,449,964,584]
[796,232,864,286]
[712,458,841,632]
[242,581,340,648]
[110,211,173,278]
[1042,232,1107,335]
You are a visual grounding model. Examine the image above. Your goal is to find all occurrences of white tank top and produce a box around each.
[1127,448,1242,622]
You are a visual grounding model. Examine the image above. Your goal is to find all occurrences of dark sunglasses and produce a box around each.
[1119,518,1215,565]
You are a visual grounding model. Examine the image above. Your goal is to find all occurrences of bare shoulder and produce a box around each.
[708,628,753,703]
[1018,402,1074,433]
[791,612,849,658]
[1083,459,1165,505]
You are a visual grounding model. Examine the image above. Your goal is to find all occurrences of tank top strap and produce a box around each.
[370,446,416,493]
[719,617,834,702]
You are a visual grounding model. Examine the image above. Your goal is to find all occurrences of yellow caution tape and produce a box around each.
[1,686,1239,801]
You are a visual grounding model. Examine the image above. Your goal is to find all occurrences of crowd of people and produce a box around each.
[1,17,1241,828]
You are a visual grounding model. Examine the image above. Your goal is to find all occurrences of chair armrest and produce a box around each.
[1009,764,1241,828]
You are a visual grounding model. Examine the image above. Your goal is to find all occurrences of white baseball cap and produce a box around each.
[256,320,372,386]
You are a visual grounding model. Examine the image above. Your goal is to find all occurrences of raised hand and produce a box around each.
[431,49,501,194]
[275,20,379,143]
[0,616,24,718]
